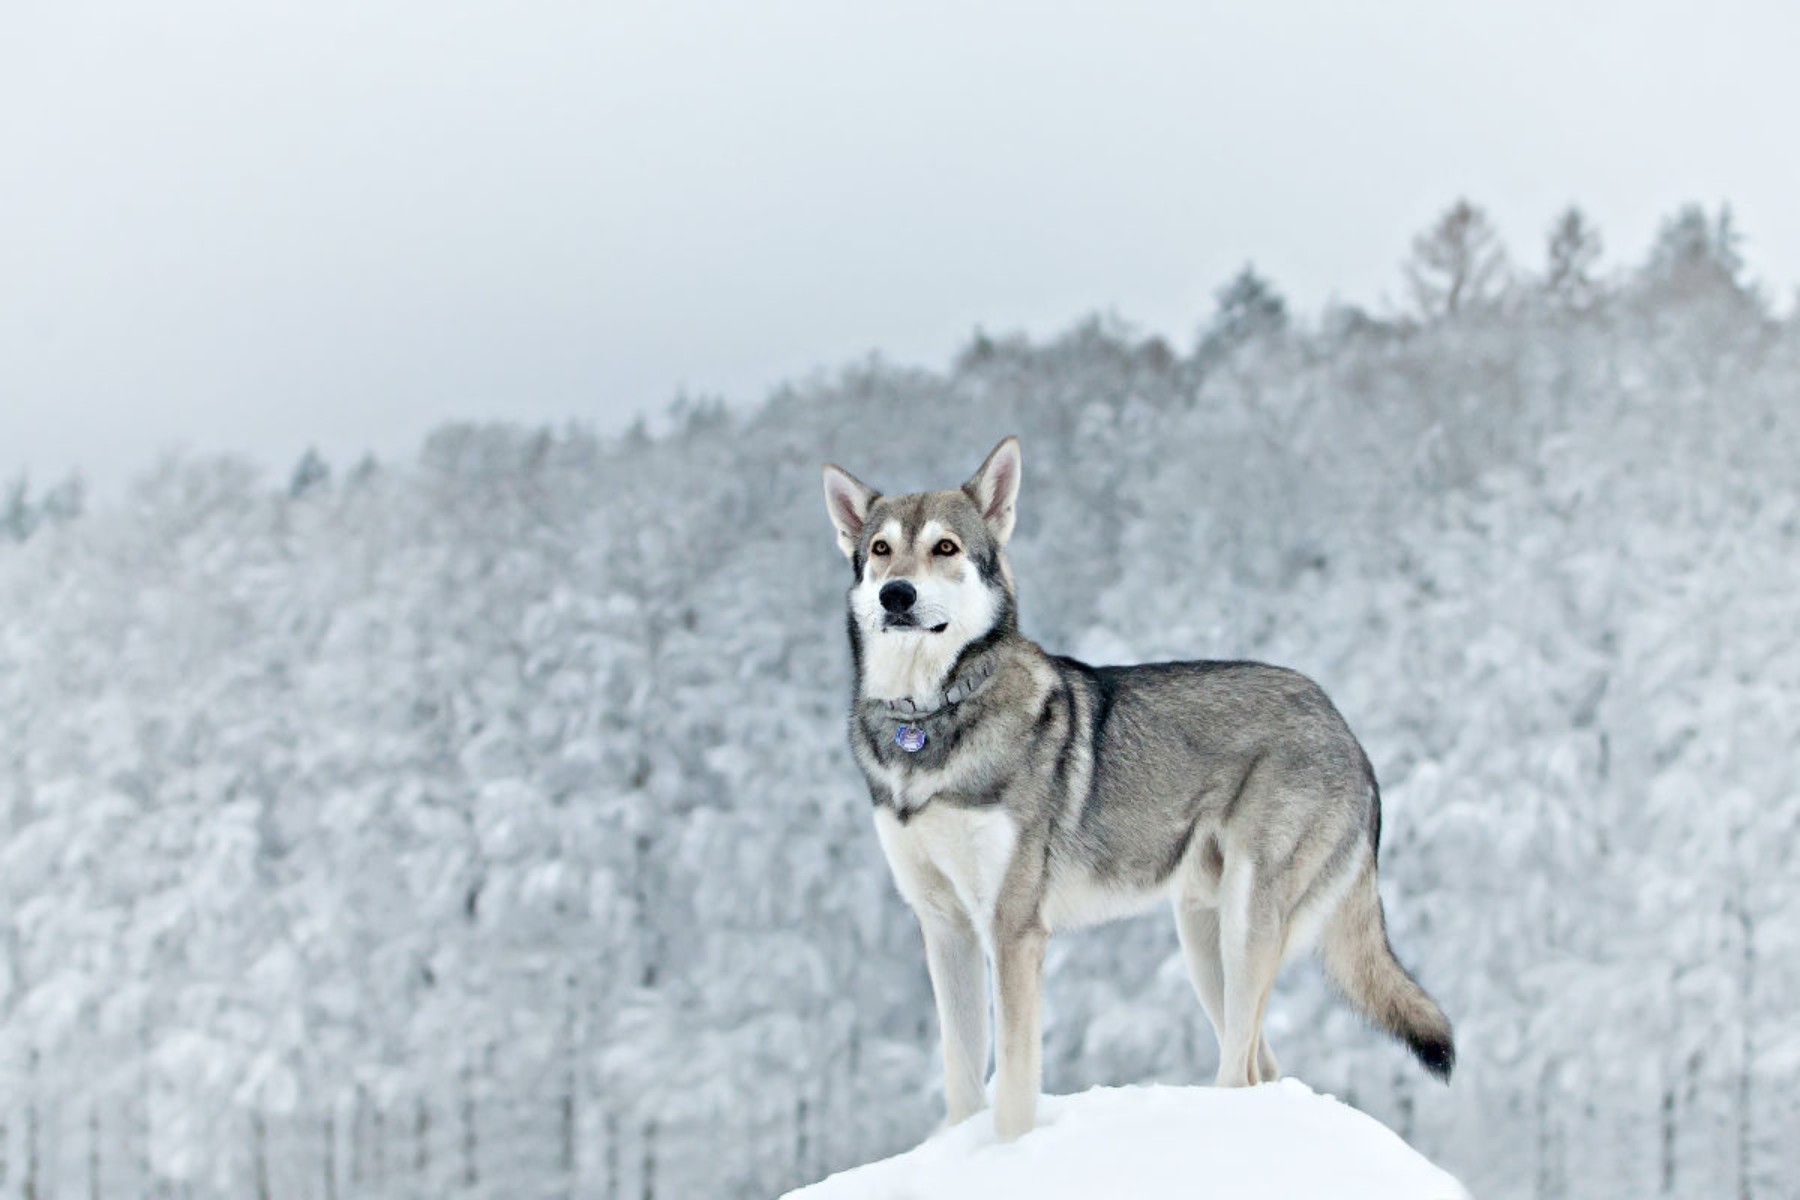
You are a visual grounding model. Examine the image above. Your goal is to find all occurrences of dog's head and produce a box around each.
[821,438,1021,688]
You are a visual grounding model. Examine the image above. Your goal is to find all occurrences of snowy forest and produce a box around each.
[1,201,1796,1200]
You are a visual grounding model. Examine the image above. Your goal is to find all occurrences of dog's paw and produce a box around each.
[992,1102,1036,1142]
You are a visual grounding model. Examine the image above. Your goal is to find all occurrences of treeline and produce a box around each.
[0,201,1795,1199]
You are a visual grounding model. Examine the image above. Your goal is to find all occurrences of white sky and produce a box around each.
[4,0,1798,492]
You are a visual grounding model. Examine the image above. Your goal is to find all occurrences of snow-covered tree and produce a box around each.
[0,200,1790,1200]
[1197,264,1289,363]
[1543,206,1603,308]
[1,475,37,543]
[1404,199,1510,319]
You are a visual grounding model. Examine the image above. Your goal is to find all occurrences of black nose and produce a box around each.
[879,580,916,613]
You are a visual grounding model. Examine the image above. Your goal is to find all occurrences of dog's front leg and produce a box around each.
[920,910,988,1126]
[990,920,1046,1140]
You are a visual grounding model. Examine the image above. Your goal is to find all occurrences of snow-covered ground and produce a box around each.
[784,1081,1470,1200]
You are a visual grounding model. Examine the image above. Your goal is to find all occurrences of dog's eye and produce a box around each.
[870,539,890,557]
[933,539,959,556]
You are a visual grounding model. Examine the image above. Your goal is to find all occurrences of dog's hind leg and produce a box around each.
[1255,1031,1280,1083]
[1176,901,1282,1082]
[1215,860,1285,1087]
[920,910,989,1125]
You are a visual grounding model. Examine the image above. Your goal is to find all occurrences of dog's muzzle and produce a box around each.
[877,580,949,632]
[879,581,916,613]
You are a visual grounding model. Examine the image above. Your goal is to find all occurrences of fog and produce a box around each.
[4,0,1798,487]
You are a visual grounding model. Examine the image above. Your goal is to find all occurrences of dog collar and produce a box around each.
[873,653,999,725]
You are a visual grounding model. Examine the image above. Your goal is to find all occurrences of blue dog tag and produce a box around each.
[895,724,927,753]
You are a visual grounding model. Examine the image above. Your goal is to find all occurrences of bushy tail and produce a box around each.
[1320,866,1456,1081]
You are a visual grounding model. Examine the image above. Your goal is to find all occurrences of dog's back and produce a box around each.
[1053,658,1373,889]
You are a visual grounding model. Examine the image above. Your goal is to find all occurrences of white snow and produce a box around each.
[784,1081,1469,1200]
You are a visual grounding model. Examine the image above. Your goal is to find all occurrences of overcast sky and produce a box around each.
[4,0,1798,493]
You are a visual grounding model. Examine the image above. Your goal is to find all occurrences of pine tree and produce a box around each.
[1,476,36,542]
[38,473,85,525]
[1198,265,1289,362]
[1645,204,1747,297]
[289,447,331,498]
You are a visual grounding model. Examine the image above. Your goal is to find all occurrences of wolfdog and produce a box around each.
[820,437,1453,1140]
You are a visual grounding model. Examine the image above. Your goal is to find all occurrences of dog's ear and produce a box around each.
[965,436,1022,545]
[822,464,879,560]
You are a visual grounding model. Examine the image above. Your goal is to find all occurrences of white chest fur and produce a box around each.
[873,803,1018,937]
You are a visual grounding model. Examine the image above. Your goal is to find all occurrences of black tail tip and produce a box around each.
[1407,1029,1456,1082]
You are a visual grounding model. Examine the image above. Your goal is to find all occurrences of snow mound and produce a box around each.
[783,1080,1470,1200]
